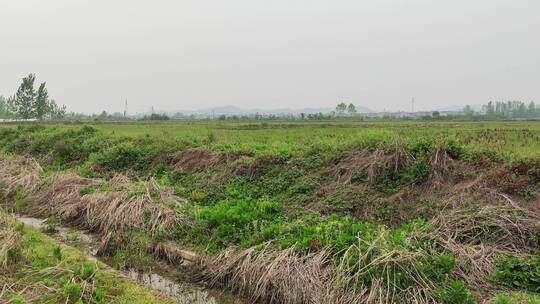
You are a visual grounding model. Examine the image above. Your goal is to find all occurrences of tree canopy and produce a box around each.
[4,74,66,120]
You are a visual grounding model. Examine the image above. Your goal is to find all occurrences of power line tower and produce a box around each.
[411,97,415,113]
[123,100,128,117]
[151,106,155,115]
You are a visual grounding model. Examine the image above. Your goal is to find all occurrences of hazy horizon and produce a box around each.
[1,0,539,114]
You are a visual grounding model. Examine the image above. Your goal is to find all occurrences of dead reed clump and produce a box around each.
[0,228,22,269]
[0,158,42,197]
[171,149,220,173]
[0,159,192,255]
[439,240,509,290]
[363,149,394,183]
[334,230,437,304]
[228,155,279,180]
[426,143,452,189]
[0,211,22,269]
[331,150,372,184]
[427,198,540,292]
[385,135,411,174]
[33,173,102,217]
[148,177,188,207]
[333,137,413,185]
[431,203,540,250]
[108,173,131,189]
[201,245,343,304]
[64,176,191,252]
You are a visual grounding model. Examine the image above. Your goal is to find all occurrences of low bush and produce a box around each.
[197,197,283,247]
[495,256,540,292]
[89,141,151,172]
[436,280,476,304]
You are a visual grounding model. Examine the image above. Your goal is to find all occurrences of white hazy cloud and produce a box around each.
[1,0,539,113]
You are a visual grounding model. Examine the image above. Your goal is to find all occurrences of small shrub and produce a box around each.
[42,278,54,287]
[492,292,540,304]
[92,287,106,302]
[10,296,24,304]
[41,216,59,233]
[53,245,62,261]
[197,197,283,246]
[436,280,476,304]
[90,141,150,172]
[64,282,82,302]
[76,261,96,281]
[112,232,154,270]
[495,256,540,292]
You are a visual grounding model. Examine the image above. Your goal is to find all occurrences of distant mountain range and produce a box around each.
[140,104,482,117]
[435,104,483,112]
[172,105,375,116]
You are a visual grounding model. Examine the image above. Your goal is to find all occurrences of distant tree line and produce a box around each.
[335,102,357,116]
[480,101,539,118]
[139,113,170,121]
[65,111,131,122]
[0,74,66,119]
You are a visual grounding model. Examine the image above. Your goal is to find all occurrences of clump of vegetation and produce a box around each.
[495,256,540,293]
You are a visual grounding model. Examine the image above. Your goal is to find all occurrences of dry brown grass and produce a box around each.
[334,230,438,304]
[32,173,102,217]
[0,158,191,255]
[427,194,540,295]
[427,143,452,189]
[61,176,190,252]
[431,202,540,250]
[171,149,220,173]
[202,238,440,304]
[0,157,42,196]
[0,211,22,269]
[201,244,345,304]
[332,137,413,185]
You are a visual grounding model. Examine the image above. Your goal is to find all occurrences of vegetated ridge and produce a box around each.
[1,122,540,303]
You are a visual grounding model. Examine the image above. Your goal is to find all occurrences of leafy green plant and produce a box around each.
[436,280,476,304]
[89,142,150,172]
[53,245,62,261]
[41,216,59,233]
[76,261,96,281]
[197,197,283,246]
[495,256,540,292]
[492,292,540,304]
[64,282,82,302]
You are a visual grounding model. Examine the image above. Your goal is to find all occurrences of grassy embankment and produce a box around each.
[1,121,540,303]
[0,208,173,303]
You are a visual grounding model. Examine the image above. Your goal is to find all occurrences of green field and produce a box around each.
[94,120,540,158]
[1,120,540,303]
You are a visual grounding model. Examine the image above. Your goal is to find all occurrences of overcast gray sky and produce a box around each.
[1,0,539,113]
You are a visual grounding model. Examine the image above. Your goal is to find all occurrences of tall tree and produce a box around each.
[49,99,66,119]
[347,103,357,115]
[0,96,6,117]
[336,102,347,116]
[486,101,494,116]
[463,105,473,116]
[35,82,49,119]
[14,74,36,119]
[528,101,536,116]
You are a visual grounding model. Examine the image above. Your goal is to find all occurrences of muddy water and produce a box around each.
[16,216,242,304]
